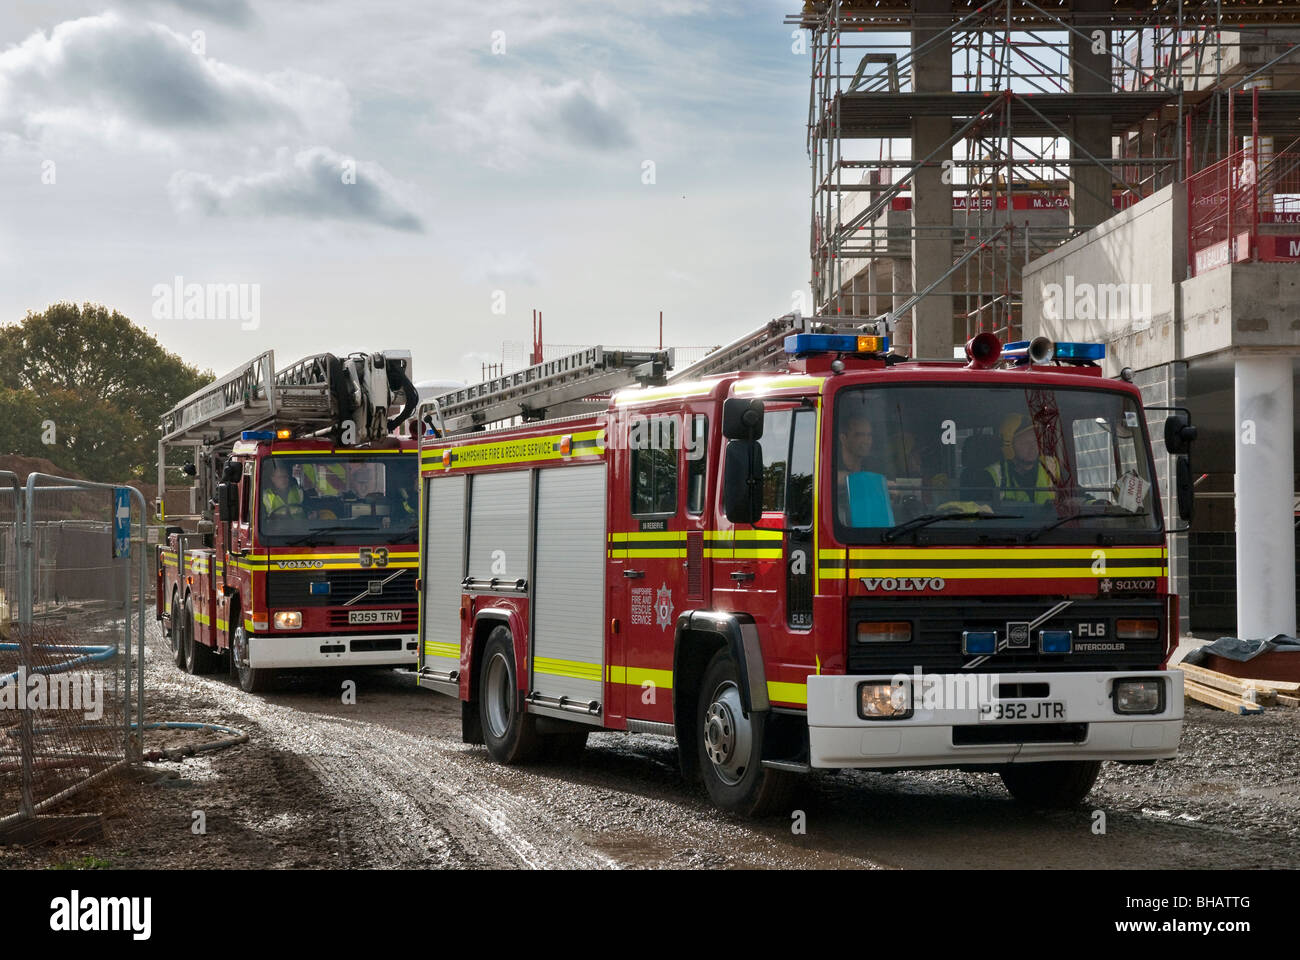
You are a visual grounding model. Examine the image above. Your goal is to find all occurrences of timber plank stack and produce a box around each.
[1177,661,1300,715]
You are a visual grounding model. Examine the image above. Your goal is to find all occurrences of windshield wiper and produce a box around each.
[881,511,1023,543]
[1026,507,1151,542]
[282,525,365,546]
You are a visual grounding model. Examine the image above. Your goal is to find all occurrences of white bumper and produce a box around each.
[248,631,419,669]
[806,670,1183,769]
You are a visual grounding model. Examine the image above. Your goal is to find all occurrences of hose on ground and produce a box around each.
[136,721,249,761]
[0,642,116,685]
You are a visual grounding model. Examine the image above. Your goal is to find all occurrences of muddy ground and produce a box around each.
[2,623,1298,869]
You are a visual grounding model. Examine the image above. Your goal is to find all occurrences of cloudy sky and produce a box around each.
[0,0,810,384]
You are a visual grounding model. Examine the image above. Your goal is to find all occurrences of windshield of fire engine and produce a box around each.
[833,385,1162,542]
[257,455,417,546]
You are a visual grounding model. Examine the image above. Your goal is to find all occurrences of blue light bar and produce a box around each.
[1002,340,1106,364]
[309,581,331,596]
[241,430,274,441]
[784,333,890,355]
[1052,341,1105,361]
[1038,629,1072,654]
[962,630,997,655]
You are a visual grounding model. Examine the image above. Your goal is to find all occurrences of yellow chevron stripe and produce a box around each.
[767,680,808,705]
[423,640,461,660]
[609,548,686,559]
[845,566,1169,579]
[421,429,606,469]
[845,547,1165,560]
[609,531,687,542]
[733,375,824,395]
[606,665,674,689]
[612,383,711,405]
[271,448,411,455]
[533,656,602,683]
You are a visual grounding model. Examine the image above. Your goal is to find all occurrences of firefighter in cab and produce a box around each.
[986,414,1061,506]
[262,460,305,520]
[303,461,346,519]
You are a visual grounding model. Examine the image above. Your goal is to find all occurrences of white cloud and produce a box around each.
[444,74,635,169]
[0,12,348,147]
[121,0,256,28]
[168,146,423,231]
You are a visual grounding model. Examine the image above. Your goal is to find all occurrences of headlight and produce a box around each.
[273,611,302,630]
[858,680,913,720]
[1114,678,1164,714]
[856,621,911,643]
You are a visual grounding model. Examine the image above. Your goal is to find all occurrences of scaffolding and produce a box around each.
[789,1,1300,352]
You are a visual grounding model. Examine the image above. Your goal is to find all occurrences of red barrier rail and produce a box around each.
[1188,149,1300,276]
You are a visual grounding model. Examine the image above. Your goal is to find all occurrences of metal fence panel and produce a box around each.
[0,472,147,834]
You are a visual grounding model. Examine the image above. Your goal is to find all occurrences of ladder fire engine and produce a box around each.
[156,349,422,692]
[414,320,1194,816]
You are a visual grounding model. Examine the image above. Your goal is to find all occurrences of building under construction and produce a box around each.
[790,1,1300,640]
[791,0,1300,347]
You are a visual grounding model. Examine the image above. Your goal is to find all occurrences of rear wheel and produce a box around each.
[183,598,219,675]
[695,649,795,817]
[231,623,273,693]
[169,594,185,669]
[182,598,217,671]
[1000,760,1102,809]
[479,626,540,764]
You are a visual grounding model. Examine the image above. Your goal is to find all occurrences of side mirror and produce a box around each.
[217,482,239,521]
[722,398,764,441]
[1163,413,1197,455]
[222,459,243,483]
[1175,456,1194,523]
[723,439,764,524]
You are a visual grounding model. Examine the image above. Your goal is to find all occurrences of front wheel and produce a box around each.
[695,649,795,817]
[479,626,540,764]
[1000,760,1102,809]
[230,624,273,693]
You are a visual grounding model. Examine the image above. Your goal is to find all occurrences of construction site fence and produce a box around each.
[0,471,147,832]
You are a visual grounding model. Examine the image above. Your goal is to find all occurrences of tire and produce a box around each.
[169,594,186,669]
[478,626,540,764]
[695,649,796,817]
[542,730,589,764]
[1000,760,1102,809]
[183,598,219,675]
[230,623,273,693]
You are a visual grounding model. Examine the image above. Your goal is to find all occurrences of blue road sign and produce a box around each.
[113,488,131,559]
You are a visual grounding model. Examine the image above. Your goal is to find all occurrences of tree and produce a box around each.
[0,303,212,482]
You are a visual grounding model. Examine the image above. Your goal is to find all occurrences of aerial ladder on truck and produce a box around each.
[415,313,876,437]
[156,349,423,692]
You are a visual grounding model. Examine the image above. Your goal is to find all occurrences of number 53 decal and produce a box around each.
[359,547,389,568]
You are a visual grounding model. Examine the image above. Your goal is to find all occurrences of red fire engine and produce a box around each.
[414,322,1194,816]
[156,349,422,692]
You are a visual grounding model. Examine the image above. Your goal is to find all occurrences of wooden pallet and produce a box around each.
[1183,678,1265,715]
[1178,662,1289,704]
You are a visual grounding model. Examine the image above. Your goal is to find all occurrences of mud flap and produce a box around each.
[461,700,484,745]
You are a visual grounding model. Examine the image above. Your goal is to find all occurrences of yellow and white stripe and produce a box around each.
[421,429,605,471]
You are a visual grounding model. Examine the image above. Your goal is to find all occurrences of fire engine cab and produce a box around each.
[156,349,421,692]
[415,322,1193,816]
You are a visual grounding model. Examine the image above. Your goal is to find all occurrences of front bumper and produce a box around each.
[248,631,419,669]
[806,670,1183,768]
